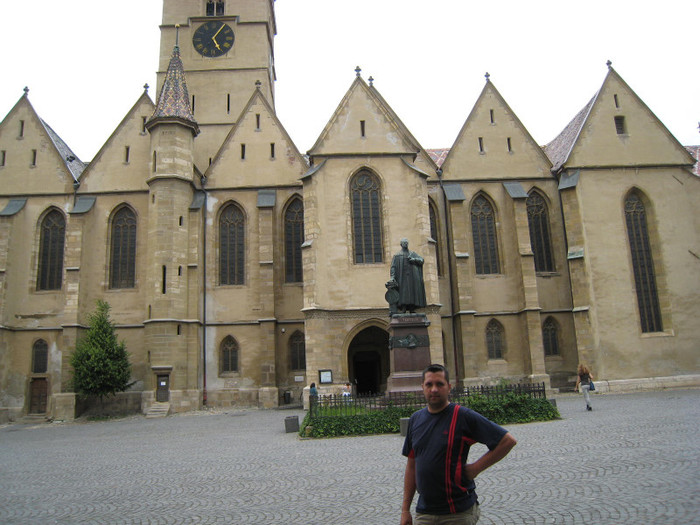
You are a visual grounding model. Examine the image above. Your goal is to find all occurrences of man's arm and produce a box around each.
[401,456,416,525]
[464,432,516,480]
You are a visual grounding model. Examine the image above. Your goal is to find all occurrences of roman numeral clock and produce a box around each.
[192,20,235,57]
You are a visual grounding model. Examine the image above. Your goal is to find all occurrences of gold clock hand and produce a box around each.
[211,23,225,49]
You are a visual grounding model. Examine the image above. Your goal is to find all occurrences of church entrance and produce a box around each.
[347,326,389,395]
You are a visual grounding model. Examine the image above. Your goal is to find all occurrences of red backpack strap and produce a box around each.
[445,404,461,513]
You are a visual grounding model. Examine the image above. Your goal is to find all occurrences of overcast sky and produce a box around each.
[1,0,698,162]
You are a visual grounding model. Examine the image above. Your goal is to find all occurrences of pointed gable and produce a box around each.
[78,90,156,192]
[440,77,552,180]
[0,91,85,195]
[546,65,696,172]
[205,86,307,187]
[308,74,423,158]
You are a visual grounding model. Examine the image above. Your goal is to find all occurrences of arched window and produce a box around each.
[485,319,504,359]
[110,206,137,289]
[284,197,304,283]
[220,336,239,374]
[542,317,560,356]
[471,195,499,274]
[351,170,383,264]
[526,191,555,272]
[37,209,65,290]
[32,339,48,374]
[219,203,245,285]
[289,331,306,370]
[625,192,662,333]
[429,200,443,277]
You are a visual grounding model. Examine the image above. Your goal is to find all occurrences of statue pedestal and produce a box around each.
[387,313,431,393]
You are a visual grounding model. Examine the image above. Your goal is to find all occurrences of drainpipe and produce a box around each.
[201,176,208,406]
[437,168,462,386]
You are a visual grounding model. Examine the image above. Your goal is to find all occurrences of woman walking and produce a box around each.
[575,364,594,411]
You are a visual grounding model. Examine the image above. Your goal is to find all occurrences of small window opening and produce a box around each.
[19,120,24,137]
[216,1,225,15]
[125,146,130,163]
[227,94,230,114]
[478,137,484,153]
[614,116,627,135]
[360,120,366,137]
[270,143,275,159]
[614,94,620,108]
[506,137,512,152]
[241,144,246,160]
[162,265,167,294]
[152,151,157,172]
[178,265,182,276]
[179,216,183,226]
[1,150,6,166]
[142,116,147,132]
[209,157,212,165]
[152,195,156,204]
[148,305,152,318]
[256,114,261,129]
[206,0,215,16]
[191,95,195,114]
[177,324,181,335]
[31,149,37,166]
[489,109,495,124]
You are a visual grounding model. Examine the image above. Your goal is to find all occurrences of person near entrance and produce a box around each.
[388,238,427,314]
[400,364,517,525]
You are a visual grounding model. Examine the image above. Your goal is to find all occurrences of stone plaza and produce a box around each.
[1,389,698,524]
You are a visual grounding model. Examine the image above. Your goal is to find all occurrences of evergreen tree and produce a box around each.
[70,300,133,400]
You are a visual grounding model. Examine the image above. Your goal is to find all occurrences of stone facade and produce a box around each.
[0,0,698,422]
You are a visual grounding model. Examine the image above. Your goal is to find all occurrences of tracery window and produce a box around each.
[351,170,383,264]
[219,203,245,285]
[429,200,443,277]
[37,209,65,290]
[110,206,137,289]
[485,319,504,359]
[471,195,500,274]
[220,336,239,374]
[526,191,555,272]
[542,317,560,356]
[206,1,224,16]
[625,192,662,333]
[289,331,306,371]
[284,197,304,283]
[32,340,48,374]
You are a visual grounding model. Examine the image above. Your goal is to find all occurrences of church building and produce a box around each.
[1,0,698,421]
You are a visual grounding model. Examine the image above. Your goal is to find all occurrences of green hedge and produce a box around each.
[300,393,559,438]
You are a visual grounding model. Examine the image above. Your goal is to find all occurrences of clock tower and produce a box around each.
[156,0,277,169]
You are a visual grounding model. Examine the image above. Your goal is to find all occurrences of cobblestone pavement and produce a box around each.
[1,389,698,524]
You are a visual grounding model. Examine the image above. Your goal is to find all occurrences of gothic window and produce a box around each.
[526,191,555,272]
[216,1,225,15]
[471,195,500,274]
[219,203,245,285]
[220,336,239,374]
[485,319,504,359]
[37,209,65,290]
[429,200,443,277]
[110,206,137,289]
[289,331,306,371]
[32,340,48,374]
[542,317,560,356]
[625,192,662,333]
[284,197,304,283]
[351,170,383,264]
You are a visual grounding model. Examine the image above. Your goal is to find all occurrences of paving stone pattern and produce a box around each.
[1,390,698,524]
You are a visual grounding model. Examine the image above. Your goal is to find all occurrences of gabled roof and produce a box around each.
[544,95,597,172]
[39,118,87,181]
[146,45,199,135]
[685,146,699,177]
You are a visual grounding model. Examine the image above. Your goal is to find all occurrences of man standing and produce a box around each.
[389,238,427,313]
[401,364,516,525]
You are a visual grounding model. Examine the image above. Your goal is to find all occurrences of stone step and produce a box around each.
[145,402,170,418]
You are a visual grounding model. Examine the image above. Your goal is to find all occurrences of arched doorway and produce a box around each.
[347,326,389,395]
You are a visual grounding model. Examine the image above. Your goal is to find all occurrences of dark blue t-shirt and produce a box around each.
[402,403,507,515]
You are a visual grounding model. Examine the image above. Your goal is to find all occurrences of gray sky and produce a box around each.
[1,0,698,162]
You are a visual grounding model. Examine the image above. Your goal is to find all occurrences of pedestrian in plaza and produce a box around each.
[575,364,595,411]
[400,364,517,525]
[309,382,318,397]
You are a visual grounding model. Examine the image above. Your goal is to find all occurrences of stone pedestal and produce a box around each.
[387,313,431,393]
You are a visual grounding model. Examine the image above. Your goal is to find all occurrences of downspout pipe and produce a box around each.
[437,168,462,387]
[201,176,208,406]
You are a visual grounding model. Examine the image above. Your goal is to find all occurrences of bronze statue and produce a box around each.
[386,238,426,314]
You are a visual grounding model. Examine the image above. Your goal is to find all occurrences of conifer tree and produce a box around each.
[70,300,133,400]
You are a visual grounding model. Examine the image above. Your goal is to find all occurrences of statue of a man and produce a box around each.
[387,238,426,313]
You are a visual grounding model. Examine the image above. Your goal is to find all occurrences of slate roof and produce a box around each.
[543,95,597,173]
[427,148,449,168]
[685,146,699,177]
[39,118,87,181]
[147,45,199,134]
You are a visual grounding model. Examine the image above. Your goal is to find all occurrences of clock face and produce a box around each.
[192,21,234,57]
